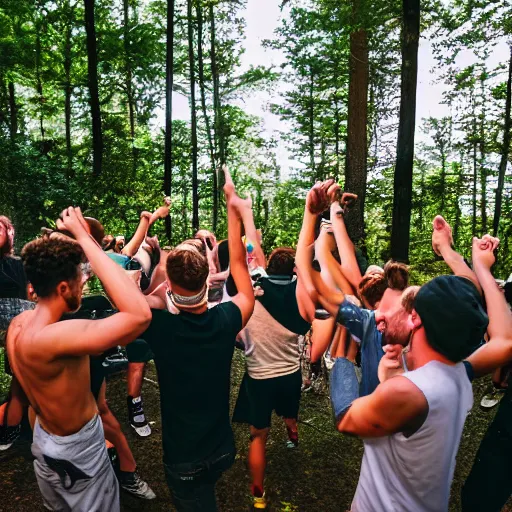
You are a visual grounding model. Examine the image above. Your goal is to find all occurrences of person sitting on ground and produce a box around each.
[6,207,151,512]
[328,234,500,512]
[232,243,316,510]
[139,166,255,512]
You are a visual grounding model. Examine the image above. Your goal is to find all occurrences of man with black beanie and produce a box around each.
[328,235,498,512]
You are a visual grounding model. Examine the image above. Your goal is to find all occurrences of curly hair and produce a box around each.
[267,247,296,276]
[166,245,209,292]
[21,237,85,298]
[0,216,15,257]
[383,260,409,291]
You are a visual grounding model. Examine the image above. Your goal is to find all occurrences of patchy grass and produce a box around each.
[0,350,510,511]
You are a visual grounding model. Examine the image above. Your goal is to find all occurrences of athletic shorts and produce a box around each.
[126,339,154,363]
[32,415,119,511]
[232,370,302,430]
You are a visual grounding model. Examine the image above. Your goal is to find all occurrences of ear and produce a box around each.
[411,309,422,329]
[57,281,71,298]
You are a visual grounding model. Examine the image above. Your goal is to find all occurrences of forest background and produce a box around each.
[1,0,511,284]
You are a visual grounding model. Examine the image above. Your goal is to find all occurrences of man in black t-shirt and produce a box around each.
[142,167,255,512]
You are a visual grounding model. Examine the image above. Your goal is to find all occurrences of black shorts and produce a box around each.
[126,339,154,363]
[232,369,302,430]
[90,356,105,401]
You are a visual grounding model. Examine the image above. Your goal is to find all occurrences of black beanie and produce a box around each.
[414,275,489,362]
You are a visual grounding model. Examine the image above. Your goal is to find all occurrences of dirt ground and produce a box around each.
[0,350,510,511]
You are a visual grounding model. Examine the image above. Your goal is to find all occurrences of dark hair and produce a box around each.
[217,239,229,271]
[0,216,14,257]
[358,273,387,309]
[166,246,209,291]
[383,260,409,291]
[21,237,85,298]
[267,247,296,276]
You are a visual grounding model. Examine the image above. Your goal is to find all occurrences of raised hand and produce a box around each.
[378,344,404,383]
[432,215,454,257]
[472,235,500,270]
[340,192,358,213]
[56,207,90,241]
[306,179,334,215]
[222,165,235,199]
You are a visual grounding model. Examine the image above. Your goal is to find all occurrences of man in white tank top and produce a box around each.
[329,237,498,511]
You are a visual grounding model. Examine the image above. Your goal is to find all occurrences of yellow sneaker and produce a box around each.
[253,492,267,509]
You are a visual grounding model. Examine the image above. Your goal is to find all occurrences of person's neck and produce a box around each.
[176,303,208,315]
[34,297,68,324]
[406,330,456,371]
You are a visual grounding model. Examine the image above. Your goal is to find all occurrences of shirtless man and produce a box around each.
[6,207,151,511]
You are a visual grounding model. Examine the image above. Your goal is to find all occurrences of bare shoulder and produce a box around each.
[6,310,34,344]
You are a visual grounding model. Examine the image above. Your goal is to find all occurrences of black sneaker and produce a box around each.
[117,470,156,500]
[127,396,151,437]
[0,424,21,451]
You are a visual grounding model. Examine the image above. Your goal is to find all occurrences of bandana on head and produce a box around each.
[167,285,208,311]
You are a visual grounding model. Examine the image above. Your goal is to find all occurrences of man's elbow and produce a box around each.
[137,306,152,331]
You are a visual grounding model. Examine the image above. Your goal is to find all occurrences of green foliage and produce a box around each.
[0,0,510,282]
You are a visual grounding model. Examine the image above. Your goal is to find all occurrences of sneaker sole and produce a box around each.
[0,442,14,451]
[121,486,156,500]
[130,424,152,437]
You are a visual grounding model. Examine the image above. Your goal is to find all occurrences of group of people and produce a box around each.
[0,168,511,512]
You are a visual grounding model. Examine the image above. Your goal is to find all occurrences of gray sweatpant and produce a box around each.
[32,414,119,512]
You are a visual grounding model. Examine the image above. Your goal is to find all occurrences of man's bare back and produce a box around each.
[7,310,98,436]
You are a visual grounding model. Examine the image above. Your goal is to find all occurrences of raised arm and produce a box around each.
[238,195,266,270]
[432,215,481,294]
[123,199,171,258]
[224,166,255,327]
[467,235,512,377]
[330,194,362,290]
[40,207,151,357]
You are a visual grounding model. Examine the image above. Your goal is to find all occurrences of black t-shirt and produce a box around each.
[256,277,311,336]
[142,302,242,464]
[0,256,27,299]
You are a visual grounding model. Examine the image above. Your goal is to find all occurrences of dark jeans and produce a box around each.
[462,389,512,512]
[164,447,235,512]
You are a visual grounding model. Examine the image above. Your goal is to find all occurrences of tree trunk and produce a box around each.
[334,94,341,181]
[8,81,17,142]
[479,71,487,232]
[390,0,420,263]
[345,0,369,243]
[164,0,175,241]
[123,0,137,174]
[187,0,199,231]
[64,1,73,177]
[493,45,512,237]
[197,2,216,229]
[210,3,222,226]
[308,67,316,181]
[453,152,464,245]
[440,146,446,213]
[35,14,45,142]
[84,0,103,176]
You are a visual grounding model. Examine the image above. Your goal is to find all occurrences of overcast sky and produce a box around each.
[168,0,510,176]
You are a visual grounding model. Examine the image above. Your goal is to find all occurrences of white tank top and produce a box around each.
[352,361,473,512]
